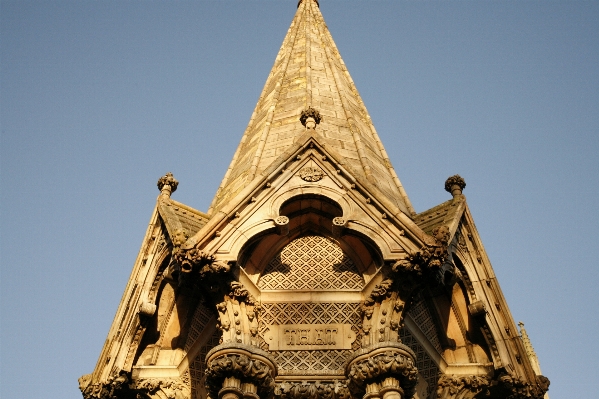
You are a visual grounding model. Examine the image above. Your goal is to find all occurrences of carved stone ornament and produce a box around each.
[299,107,322,127]
[133,377,190,399]
[444,175,466,196]
[436,375,489,399]
[359,225,451,347]
[78,372,128,399]
[171,247,230,289]
[204,343,277,399]
[157,172,179,194]
[299,166,324,182]
[216,281,261,346]
[492,372,550,399]
[346,343,418,399]
[275,381,350,399]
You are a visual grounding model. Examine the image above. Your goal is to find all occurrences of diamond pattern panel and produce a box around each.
[400,327,440,398]
[258,302,362,375]
[258,236,364,290]
[407,295,443,353]
[184,301,214,352]
[189,329,221,399]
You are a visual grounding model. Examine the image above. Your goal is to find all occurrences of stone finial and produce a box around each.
[157,172,179,197]
[444,175,466,197]
[300,107,322,129]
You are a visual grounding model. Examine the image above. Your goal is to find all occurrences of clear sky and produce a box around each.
[1,1,598,398]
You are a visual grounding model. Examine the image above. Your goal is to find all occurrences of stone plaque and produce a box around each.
[263,324,356,351]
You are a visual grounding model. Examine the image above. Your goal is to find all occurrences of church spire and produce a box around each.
[208,0,415,216]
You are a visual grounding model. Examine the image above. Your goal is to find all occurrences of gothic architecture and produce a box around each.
[79,1,549,398]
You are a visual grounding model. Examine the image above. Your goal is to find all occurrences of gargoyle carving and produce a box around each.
[171,246,231,289]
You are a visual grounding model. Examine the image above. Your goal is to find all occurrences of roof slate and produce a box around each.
[208,0,414,216]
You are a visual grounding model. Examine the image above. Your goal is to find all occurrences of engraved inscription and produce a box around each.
[264,324,355,351]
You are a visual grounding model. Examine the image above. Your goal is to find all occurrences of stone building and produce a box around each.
[79,1,549,398]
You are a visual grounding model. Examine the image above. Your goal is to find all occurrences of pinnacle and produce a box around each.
[208,0,414,216]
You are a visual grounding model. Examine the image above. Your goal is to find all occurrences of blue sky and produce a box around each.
[1,1,598,397]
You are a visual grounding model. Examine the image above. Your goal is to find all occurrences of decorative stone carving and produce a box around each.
[205,343,277,399]
[346,343,418,399]
[78,373,128,399]
[139,301,157,318]
[157,172,179,196]
[215,281,261,346]
[467,301,486,317]
[171,247,231,289]
[274,216,290,236]
[444,175,466,197]
[332,217,347,237]
[276,381,350,399]
[299,107,322,127]
[359,226,450,347]
[133,377,190,399]
[493,372,550,399]
[436,375,489,399]
[299,166,324,182]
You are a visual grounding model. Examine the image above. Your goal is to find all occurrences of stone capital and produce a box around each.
[346,342,418,399]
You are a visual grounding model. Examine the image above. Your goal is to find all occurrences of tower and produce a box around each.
[79,1,550,398]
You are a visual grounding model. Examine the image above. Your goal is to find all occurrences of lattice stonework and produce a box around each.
[184,301,214,352]
[258,302,362,375]
[408,295,443,353]
[400,327,440,398]
[258,235,364,290]
[189,329,221,399]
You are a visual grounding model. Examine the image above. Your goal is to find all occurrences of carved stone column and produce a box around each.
[204,343,277,399]
[346,342,418,399]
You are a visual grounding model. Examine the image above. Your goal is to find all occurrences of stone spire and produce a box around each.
[208,0,415,216]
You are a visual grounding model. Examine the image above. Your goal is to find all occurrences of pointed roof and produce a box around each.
[208,0,415,216]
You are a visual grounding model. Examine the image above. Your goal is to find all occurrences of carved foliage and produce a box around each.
[133,377,190,399]
[436,375,489,399]
[360,226,450,347]
[216,281,261,346]
[299,107,322,126]
[205,353,275,399]
[493,372,550,399]
[157,172,179,193]
[78,373,128,399]
[444,175,466,194]
[347,350,418,398]
[276,381,350,399]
